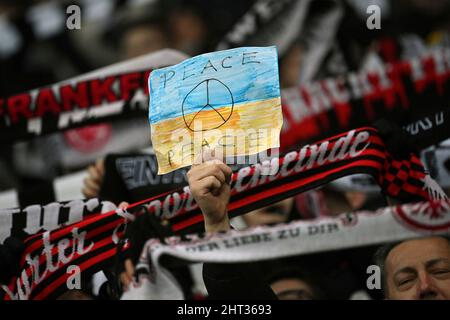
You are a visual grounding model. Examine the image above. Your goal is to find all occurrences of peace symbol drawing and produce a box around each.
[149,46,282,174]
[182,79,234,132]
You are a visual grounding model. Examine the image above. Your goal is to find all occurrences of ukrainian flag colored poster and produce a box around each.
[149,46,282,174]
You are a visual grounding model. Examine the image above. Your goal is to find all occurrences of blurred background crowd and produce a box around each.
[1,0,450,192]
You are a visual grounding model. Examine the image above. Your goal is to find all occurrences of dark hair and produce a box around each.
[373,241,402,297]
[265,265,325,299]
[373,236,450,297]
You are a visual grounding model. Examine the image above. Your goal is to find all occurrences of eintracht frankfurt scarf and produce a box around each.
[1,127,447,300]
[0,198,117,244]
[0,49,188,143]
[281,48,450,150]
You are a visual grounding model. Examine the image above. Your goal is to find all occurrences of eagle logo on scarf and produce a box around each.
[394,200,450,232]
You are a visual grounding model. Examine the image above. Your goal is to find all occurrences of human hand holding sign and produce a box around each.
[187,151,233,233]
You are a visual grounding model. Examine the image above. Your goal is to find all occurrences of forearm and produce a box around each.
[204,212,230,233]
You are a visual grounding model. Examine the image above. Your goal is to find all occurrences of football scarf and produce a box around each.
[0,49,188,144]
[99,152,245,204]
[121,199,450,300]
[281,47,450,150]
[1,127,447,300]
[99,152,188,204]
[215,0,311,56]
[0,198,117,244]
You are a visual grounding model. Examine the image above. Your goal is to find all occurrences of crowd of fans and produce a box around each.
[1,0,450,300]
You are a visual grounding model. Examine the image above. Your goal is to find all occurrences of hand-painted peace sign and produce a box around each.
[182,78,234,132]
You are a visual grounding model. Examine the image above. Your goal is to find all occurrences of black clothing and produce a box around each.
[202,262,277,300]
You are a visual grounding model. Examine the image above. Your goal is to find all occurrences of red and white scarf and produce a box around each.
[1,127,447,300]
